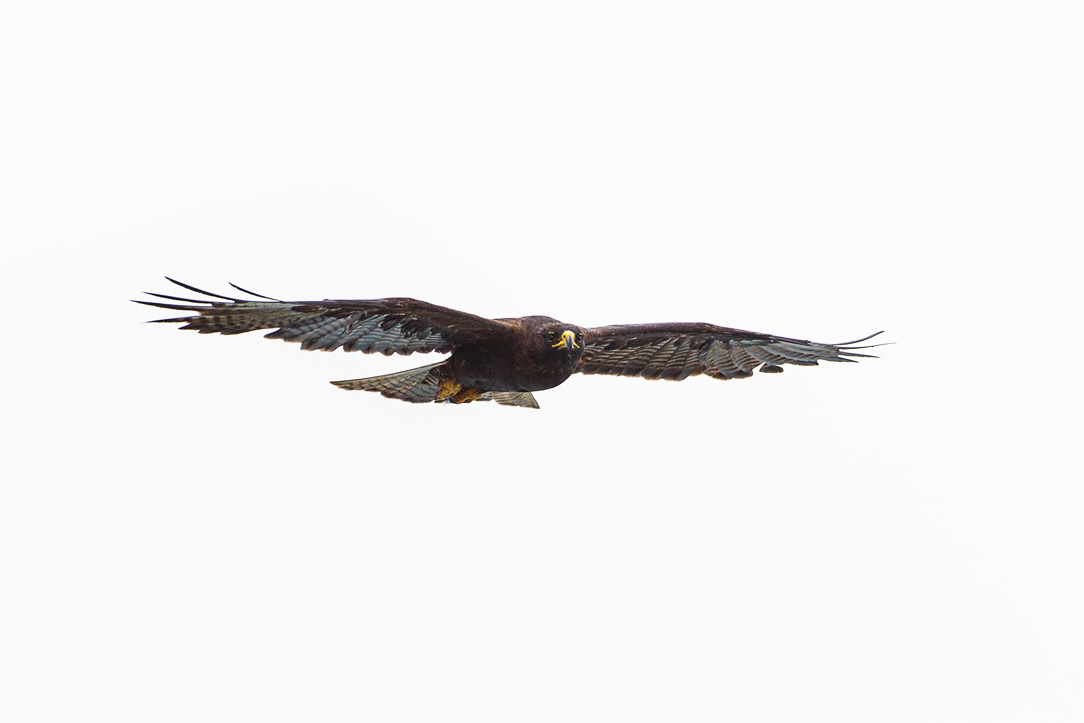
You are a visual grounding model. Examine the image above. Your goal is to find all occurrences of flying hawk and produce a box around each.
[136,278,883,409]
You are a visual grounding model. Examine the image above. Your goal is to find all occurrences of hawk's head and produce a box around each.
[523,317,586,370]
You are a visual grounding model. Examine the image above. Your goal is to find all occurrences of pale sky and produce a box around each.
[3,2,1083,722]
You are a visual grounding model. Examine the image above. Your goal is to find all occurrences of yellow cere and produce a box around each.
[551,330,580,350]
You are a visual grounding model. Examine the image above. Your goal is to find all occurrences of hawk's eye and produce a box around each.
[546,331,556,340]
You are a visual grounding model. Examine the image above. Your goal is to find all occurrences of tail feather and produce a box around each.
[331,362,445,403]
[482,391,541,409]
[330,363,541,408]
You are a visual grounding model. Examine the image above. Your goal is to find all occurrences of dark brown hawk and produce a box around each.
[136,278,883,409]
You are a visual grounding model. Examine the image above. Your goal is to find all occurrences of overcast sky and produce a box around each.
[3,2,1082,722]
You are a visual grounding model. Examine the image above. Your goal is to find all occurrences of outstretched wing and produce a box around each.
[135,278,509,355]
[577,322,883,381]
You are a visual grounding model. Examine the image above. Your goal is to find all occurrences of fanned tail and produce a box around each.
[330,362,447,403]
[330,363,540,408]
[480,391,540,409]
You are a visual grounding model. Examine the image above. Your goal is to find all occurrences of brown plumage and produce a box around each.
[135,278,883,409]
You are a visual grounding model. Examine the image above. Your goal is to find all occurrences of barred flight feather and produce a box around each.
[578,325,883,382]
[136,279,508,358]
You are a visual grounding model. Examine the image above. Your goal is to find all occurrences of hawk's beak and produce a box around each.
[551,330,579,351]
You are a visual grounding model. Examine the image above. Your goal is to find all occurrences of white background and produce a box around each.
[3,2,1082,721]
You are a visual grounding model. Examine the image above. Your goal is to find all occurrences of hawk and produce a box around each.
[136,278,883,409]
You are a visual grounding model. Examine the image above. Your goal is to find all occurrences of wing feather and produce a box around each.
[135,278,508,355]
[578,322,883,381]
[620,341,671,377]
[337,317,383,352]
[728,345,761,374]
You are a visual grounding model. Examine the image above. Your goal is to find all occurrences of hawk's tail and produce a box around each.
[329,362,540,408]
[330,362,447,403]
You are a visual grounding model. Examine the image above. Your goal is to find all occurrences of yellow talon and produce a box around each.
[453,388,485,404]
[436,379,462,401]
[436,379,484,404]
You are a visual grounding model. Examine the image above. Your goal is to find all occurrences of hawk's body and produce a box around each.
[449,316,584,393]
[137,279,882,409]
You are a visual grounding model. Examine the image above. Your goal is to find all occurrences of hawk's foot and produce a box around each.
[452,387,485,404]
[436,379,462,401]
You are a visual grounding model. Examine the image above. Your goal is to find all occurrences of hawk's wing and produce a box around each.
[135,278,508,355]
[577,322,882,380]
